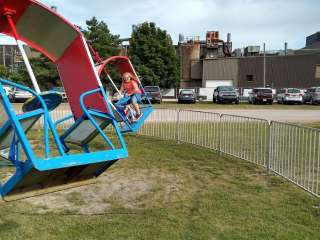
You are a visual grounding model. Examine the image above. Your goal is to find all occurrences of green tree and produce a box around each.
[84,17,122,90]
[84,17,120,58]
[8,68,28,86]
[129,22,179,88]
[30,54,60,89]
[0,64,8,78]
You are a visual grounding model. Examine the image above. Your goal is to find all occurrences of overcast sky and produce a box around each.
[3,0,320,50]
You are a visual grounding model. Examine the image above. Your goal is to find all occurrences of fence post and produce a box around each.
[176,109,180,144]
[218,114,222,154]
[266,120,272,174]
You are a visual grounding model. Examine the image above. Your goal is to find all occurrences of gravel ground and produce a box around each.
[200,109,320,122]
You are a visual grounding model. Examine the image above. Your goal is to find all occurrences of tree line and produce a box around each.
[1,17,179,90]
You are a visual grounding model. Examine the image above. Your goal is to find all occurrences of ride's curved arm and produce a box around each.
[0,0,110,119]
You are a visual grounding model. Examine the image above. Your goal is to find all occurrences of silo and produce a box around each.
[179,42,201,88]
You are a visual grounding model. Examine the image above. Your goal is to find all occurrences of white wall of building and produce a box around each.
[205,80,233,88]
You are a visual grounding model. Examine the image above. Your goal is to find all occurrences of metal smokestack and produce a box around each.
[227,33,231,43]
[179,33,185,43]
[284,42,288,56]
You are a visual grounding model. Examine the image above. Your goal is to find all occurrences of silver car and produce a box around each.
[2,85,13,98]
[276,88,303,104]
[303,87,320,105]
[11,87,33,102]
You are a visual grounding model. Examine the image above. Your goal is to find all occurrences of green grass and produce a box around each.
[140,120,320,195]
[156,102,320,110]
[0,135,319,239]
[303,122,320,129]
[140,120,269,164]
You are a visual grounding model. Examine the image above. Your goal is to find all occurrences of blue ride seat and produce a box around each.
[0,81,128,201]
[119,105,153,133]
[0,91,62,162]
[111,94,153,133]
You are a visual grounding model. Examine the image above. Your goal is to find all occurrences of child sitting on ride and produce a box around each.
[114,72,142,122]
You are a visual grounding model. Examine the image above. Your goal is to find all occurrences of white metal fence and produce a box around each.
[138,109,320,198]
[28,107,320,197]
[269,122,320,197]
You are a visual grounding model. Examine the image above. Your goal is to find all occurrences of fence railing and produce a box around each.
[139,108,320,198]
[269,122,320,196]
[24,107,319,197]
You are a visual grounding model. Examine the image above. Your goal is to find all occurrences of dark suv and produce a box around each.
[213,86,239,104]
[178,89,196,103]
[248,88,273,104]
[144,86,162,104]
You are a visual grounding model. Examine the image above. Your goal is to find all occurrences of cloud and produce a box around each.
[38,0,320,49]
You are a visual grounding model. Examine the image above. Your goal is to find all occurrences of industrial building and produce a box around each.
[306,31,320,50]
[203,54,320,89]
[177,31,232,88]
[178,31,320,90]
[0,43,20,72]
[0,39,39,73]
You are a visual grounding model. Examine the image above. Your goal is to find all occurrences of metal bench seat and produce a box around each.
[61,114,113,147]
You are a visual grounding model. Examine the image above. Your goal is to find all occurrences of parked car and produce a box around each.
[213,86,239,104]
[2,85,13,97]
[276,88,303,104]
[303,87,320,105]
[248,88,273,104]
[178,89,196,103]
[144,86,162,104]
[10,87,33,102]
[50,86,67,102]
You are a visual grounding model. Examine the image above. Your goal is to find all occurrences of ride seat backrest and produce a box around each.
[0,117,40,151]
[0,98,40,151]
[0,97,8,128]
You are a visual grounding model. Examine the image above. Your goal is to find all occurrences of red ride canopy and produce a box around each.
[0,0,108,119]
[97,56,136,77]
[97,56,142,89]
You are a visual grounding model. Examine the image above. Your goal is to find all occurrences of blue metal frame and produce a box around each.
[54,114,74,128]
[0,79,128,199]
[139,83,152,106]
[120,105,153,133]
[59,87,127,150]
[79,88,116,149]
[0,79,65,156]
[109,97,153,133]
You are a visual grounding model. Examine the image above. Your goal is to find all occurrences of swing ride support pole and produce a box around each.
[106,72,122,95]
[128,59,152,105]
[4,10,41,94]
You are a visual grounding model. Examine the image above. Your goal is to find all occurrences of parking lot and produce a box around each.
[157,102,320,123]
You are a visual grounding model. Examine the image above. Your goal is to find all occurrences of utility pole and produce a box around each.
[2,45,5,67]
[284,42,288,56]
[263,43,266,87]
[11,47,14,73]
